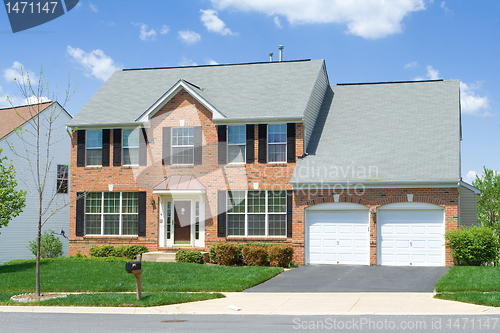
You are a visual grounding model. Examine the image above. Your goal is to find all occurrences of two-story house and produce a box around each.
[67,59,478,266]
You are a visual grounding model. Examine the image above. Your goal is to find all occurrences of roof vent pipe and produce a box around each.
[278,45,284,61]
[269,52,273,62]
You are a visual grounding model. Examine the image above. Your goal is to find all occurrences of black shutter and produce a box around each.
[162,127,171,165]
[113,129,122,166]
[139,128,148,166]
[76,192,84,236]
[287,123,296,163]
[286,190,293,238]
[217,125,227,164]
[258,124,267,163]
[138,191,146,236]
[76,130,85,167]
[102,129,110,166]
[194,126,202,165]
[246,124,254,163]
[217,190,226,237]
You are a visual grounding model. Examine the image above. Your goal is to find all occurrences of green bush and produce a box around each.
[445,226,499,266]
[112,245,149,259]
[175,250,205,264]
[71,251,87,258]
[210,242,281,265]
[89,245,115,257]
[268,244,294,268]
[242,246,268,266]
[209,243,217,264]
[27,229,64,258]
[214,243,239,266]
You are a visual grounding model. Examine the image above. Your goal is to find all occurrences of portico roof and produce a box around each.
[153,175,206,193]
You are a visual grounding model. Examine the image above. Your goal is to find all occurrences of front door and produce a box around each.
[174,201,191,245]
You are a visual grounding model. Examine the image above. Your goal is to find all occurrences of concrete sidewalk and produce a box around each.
[1,293,499,315]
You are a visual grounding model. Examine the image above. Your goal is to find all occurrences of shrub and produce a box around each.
[27,229,64,258]
[72,251,87,258]
[210,242,281,265]
[112,245,149,259]
[209,243,217,264]
[214,243,239,266]
[89,245,115,257]
[242,246,268,266]
[175,250,205,264]
[445,226,499,266]
[268,244,294,268]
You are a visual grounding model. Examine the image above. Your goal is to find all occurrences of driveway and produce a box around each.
[245,265,449,292]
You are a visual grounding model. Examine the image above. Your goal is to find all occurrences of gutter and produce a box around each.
[290,179,462,190]
[66,122,150,129]
[213,115,303,124]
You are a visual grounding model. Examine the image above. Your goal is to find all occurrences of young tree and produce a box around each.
[5,65,78,296]
[0,149,26,231]
[473,167,500,231]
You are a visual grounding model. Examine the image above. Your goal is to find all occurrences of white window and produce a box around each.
[56,164,68,194]
[227,125,246,163]
[122,128,139,166]
[227,190,286,237]
[85,192,138,236]
[268,124,286,162]
[172,127,194,165]
[86,130,102,166]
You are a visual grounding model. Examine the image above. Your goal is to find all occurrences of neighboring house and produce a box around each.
[67,59,478,266]
[0,102,72,264]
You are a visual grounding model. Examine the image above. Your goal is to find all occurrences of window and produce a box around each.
[56,164,68,194]
[227,125,246,163]
[86,130,102,166]
[85,192,138,235]
[268,124,287,162]
[122,128,139,166]
[195,201,200,240]
[227,190,286,237]
[171,127,194,165]
[166,201,172,239]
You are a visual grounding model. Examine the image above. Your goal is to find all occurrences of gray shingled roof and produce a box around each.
[70,60,325,125]
[291,80,461,183]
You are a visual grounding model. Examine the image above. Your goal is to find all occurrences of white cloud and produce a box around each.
[89,3,98,13]
[0,86,10,108]
[404,61,417,69]
[133,23,157,41]
[464,170,477,184]
[160,25,170,35]
[440,2,452,13]
[414,65,440,81]
[178,58,198,67]
[274,16,282,28]
[4,61,38,84]
[200,9,234,35]
[23,95,51,105]
[67,46,121,81]
[210,0,425,39]
[460,81,490,116]
[178,30,201,44]
[206,59,218,65]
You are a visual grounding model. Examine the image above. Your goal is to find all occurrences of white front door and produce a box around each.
[307,210,370,265]
[378,206,444,266]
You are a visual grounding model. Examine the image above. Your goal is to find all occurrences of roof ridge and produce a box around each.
[123,59,313,72]
[0,101,54,111]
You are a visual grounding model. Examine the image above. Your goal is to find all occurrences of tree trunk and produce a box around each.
[36,214,41,296]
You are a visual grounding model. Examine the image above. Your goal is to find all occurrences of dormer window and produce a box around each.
[227,125,246,163]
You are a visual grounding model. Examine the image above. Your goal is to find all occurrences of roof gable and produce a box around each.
[0,102,55,139]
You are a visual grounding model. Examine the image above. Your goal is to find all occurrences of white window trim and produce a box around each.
[85,192,139,236]
[171,127,195,165]
[227,190,286,237]
[56,164,69,194]
[227,125,246,164]
[122,128,140,167]
[267,124,287,163]
[86,130,102,167]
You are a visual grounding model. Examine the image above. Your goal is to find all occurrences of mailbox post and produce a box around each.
[126,254,143,300]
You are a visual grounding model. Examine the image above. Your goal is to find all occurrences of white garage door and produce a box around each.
[307,208,369,265]
[378,204,444,266]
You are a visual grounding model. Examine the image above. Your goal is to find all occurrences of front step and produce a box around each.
[142,251,209,263]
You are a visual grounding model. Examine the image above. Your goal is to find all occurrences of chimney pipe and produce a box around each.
[278,45,284,61]
[269,52,273,62]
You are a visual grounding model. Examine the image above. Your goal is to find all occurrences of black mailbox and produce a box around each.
[126,261,141,272]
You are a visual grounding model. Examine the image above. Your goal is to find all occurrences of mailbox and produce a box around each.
[126,261,141,272]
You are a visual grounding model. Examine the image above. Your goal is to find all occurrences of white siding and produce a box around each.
[303,61,329,150]
[459,185,478,227]
[0,104,71,264]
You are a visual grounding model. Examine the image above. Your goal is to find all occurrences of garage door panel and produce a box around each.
[307,210,369,265]
[378,209,444,266]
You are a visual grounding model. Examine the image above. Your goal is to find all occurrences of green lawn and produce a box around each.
[0,291,224,307]
[0,257,283,293]
[434,266,500,307]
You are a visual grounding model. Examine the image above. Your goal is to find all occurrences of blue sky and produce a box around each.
[0,0,498,183]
